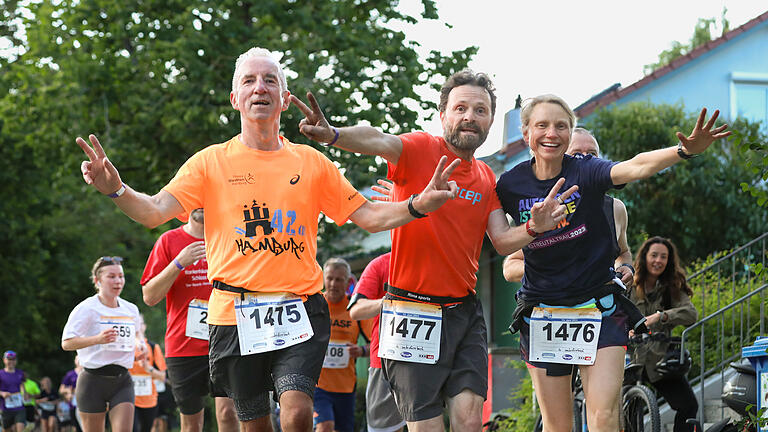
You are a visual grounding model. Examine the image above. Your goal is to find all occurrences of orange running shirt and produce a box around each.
[317,295,359,393]
[387,132,501,298]
[164,136,367,325]
[129,339,167,408]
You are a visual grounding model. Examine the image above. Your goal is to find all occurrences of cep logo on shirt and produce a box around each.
[457,187,482,205]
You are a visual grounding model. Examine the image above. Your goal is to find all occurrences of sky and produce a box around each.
[393,0,767,157]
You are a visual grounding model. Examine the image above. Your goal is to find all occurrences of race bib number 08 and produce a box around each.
[99,316,135,352]
[132,375,152,397]
[234,292,313,355]
[322,341,350,369]
[185,299,209,340]
[529,307,602,365]
[379,300,442,364]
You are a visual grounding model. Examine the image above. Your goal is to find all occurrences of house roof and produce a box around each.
[574,9,768,118]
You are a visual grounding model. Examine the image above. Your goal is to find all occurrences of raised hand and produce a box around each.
[676,108,732,155]
[176,240,206,268]
[529,178,579,234]
[412,156,460,214]
[76,134,123,195]
[290,92,336,144]
[371,179,394,202]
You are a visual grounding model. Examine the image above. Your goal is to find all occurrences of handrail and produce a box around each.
[678,231,767,426]
[686,232,768,280]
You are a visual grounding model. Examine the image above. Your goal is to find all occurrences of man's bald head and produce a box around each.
[568,127,600,157]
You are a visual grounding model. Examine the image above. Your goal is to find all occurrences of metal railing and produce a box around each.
[680,231,768,424]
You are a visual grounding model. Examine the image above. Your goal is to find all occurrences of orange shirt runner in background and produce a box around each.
[164,136,367,325]
[317,296,362,393]
[129,339,167,409]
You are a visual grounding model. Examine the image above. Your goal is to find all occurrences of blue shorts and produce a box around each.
[312,387,355,432]
[519,295,628,376]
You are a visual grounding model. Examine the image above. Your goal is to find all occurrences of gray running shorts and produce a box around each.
[366,367,406,432]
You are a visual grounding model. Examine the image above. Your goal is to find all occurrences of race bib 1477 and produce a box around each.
[379,300,442,364]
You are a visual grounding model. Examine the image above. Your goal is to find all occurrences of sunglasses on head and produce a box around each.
[98,256,124,267]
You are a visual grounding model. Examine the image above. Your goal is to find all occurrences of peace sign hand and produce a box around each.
[529,178,579,234]
[76,134,123,196]
[290,92,337,144]
[675,108,732,155]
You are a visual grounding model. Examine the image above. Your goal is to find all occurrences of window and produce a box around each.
[730,73,768,129]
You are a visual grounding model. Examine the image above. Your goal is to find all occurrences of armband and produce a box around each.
[107,183,126,198]
[322,127,340,147]
[173,259,184,270]
[525,219,539,238]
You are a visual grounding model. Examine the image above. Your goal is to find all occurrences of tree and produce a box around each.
[644,9,730,75]
[585,102,767,263]
[0,0,475,378]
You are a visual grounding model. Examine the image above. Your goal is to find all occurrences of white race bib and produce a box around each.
[132,374,152,397]
[99,316,135,351]
[154,379,166,393]
[3,392,23,409]
[185,299,210,340]
[38,401,56,412]
[379,300,442,364]
[234,292,313,355]
[57,402,71,421]
[529,307,602,365]
[323,341,350,369]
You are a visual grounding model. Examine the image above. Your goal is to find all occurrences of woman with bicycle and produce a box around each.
[496,95,728,432]
[630,237,698,432]
[61,256,141,432]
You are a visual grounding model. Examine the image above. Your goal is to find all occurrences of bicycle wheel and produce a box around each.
[622,385,661,432]
[573,399,583,432]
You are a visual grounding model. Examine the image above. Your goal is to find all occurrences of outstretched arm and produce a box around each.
[77,134,183,227]
[487,178,579,255]
[291,92,403,164]
[610,108,731,185]
[349,156,459,232]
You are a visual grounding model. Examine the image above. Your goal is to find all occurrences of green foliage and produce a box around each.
[731,124,768,208]
[586,102,767,263]
[494,360,538,432]
[735,405,768,432]
[644,10,730,74]
[0,0,473,380]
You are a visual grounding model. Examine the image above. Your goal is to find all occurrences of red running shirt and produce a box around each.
[353,252,390,369]
[140,227,211,357]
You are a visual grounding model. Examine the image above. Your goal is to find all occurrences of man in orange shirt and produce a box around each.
[293,71,576,431]
[313,258,368,432]
[75,47,460,432]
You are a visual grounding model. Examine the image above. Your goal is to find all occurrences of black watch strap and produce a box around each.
[408,194,428,218]
[677,142,696,160]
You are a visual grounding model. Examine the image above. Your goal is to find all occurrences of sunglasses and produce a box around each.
[97,256,124,268]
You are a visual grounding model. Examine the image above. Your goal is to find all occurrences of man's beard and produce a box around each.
[444,122,489,151]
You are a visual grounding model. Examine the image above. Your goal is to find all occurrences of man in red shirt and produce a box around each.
[294,71,574,431]
[348,252,405,432]
[141,209,238,432]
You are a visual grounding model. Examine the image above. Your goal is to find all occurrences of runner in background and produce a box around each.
[313,258,369,432]
[1,350,26,432]
[36,377,59,432]
[130,315,167,432]
[59,356,82,432]
[140,208,237,432]
[61,256,140,432]
[348,252,406,432]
